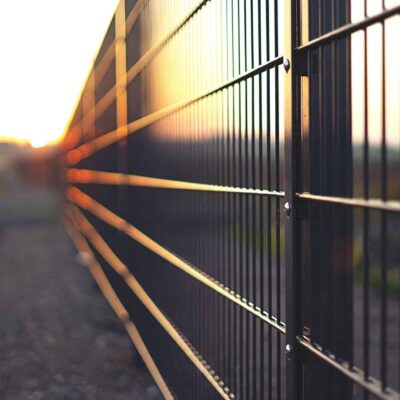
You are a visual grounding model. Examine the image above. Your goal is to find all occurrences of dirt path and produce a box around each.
[0,222,162,400]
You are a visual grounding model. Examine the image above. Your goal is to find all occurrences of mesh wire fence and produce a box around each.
[63,1,400,399]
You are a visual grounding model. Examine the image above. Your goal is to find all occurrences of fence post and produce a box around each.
[115,0,129,258]
[284,0,302,399]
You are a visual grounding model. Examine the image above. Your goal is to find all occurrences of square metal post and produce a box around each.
[284,0,302,399]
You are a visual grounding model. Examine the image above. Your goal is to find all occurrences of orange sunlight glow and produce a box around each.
[0,0,118,148]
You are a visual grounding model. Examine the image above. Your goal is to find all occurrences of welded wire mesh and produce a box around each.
[63,1,400,399]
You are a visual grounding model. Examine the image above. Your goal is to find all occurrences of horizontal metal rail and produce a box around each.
[66,128,119,164]
[67,186,286,333]
[296,5,400,52]
[67,168,285,197]
[298,338,399,400]
[63,217,174,400]
[66,55,284,164]
[67,206,235,400]
[297,192,400,213]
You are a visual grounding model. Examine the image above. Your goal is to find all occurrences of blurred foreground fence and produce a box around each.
[62,1,400,398]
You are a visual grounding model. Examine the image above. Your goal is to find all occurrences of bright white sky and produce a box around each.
[0,0,118,147]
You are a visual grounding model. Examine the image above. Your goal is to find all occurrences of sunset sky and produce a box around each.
[0,0,118,147]
[0,1,398,149]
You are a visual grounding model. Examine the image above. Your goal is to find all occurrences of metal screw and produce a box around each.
[284,201,291,217]
[285,344,293,359]
[283,58,291,72]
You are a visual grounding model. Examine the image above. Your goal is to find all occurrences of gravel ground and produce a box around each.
[0,222,162,400]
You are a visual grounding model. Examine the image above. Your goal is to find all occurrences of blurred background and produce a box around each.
[0,1,160,399]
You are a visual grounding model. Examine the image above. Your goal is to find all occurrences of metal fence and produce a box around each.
[62,1,400,398]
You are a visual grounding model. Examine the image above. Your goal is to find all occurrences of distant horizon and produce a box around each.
[0,139,58,148]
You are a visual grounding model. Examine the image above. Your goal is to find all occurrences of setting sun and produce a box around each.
[0,0,118,148]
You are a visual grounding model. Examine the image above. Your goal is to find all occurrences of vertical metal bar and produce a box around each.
[346,0,354,375]
[250,2,258,398]
[274,1,282,398]
[115,0,128,229]
[331,3,338,397]
[257,1,265,397]
[82,71,96,141]
[243,2,251,398]
[219,0,227,390]
[115,1,128,139]
[193,10,200,393]
[362,3,370,397]
[200,96,206,399]
[380,10,387,392]
[226,0,234,391]
[266,2,273,397]
[230,0,238,393]
[237,1,244,397]
[284,0,301,400]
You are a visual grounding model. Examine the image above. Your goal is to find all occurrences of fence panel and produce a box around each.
[63,1,400,399]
